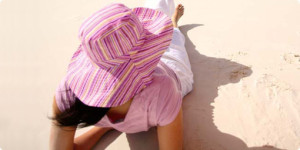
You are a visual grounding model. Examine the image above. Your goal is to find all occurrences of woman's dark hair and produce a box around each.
[49,97,110,128]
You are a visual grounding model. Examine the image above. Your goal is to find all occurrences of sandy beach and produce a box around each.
[0,0,299,149]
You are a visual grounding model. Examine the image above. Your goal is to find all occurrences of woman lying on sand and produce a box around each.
[49,0,193,149]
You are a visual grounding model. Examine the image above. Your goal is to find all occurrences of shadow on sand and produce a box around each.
[93,24,285,150]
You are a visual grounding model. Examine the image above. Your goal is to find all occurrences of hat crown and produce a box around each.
[79,3,145,69]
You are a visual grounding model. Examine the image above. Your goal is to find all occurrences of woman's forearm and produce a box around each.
[74,126,113,150]
[49,123,76,150]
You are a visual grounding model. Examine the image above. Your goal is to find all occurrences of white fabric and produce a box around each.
[144,0,175,18]
[144,0,194,97]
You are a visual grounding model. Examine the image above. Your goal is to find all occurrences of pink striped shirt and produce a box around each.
[55,61,182,133]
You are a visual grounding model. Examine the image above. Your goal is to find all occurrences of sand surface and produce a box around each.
[0,0,299,149]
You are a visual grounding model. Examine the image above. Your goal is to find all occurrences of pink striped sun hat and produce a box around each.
[63,3,174,107]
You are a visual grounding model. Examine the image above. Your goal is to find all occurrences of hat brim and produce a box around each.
[65,7,174,107]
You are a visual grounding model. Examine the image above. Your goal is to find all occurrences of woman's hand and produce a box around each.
[157,106,183,150]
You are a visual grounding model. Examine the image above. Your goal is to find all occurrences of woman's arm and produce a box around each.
[49,97,113,150]
[49,122,112,150]
[157,106,183,150]
[49,97,76,150]
[74,126,113,150]
[49,122,76,150]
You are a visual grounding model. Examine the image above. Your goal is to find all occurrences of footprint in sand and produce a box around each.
[282,53,300,65]
[255,74,293,101]
[229,66,252,82]
[255,74,300,134]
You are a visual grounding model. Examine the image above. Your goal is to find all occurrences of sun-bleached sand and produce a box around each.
[0,0,299,149]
